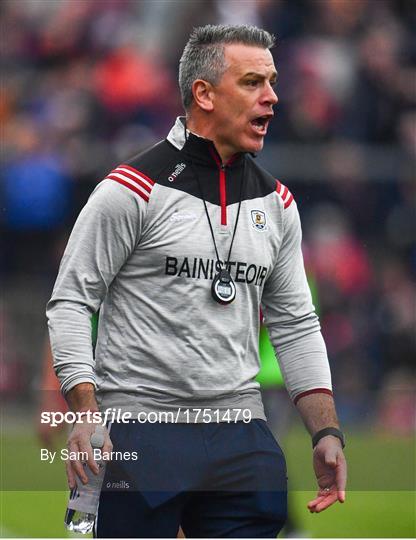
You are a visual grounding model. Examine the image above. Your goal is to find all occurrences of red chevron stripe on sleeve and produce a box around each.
[275,180,294,209]
[119,164,155,186]
[105,165,155,202]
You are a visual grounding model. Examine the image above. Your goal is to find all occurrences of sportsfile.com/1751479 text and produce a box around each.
[40,408,253,427]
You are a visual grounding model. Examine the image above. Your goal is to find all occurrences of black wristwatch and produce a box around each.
[312,427,345,449]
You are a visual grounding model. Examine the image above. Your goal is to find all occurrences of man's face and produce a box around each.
[210,43,278,157]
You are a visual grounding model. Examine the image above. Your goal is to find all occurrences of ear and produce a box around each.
[192,79,215,112]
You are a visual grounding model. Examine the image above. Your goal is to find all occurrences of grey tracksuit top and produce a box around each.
[47,117,332,420]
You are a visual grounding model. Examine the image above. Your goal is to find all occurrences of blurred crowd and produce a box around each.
[1,0,415,431]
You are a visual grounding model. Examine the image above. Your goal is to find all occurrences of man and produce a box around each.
[47,24,347,538]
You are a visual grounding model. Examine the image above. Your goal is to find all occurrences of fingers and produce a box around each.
[308,453,347,512]
[67,425,96,483]
[66,424,113,487]
[101,432,113,457]
[67,440,89,484]
[79,439,99,475]
[307,487,333,510]
[308,490,338,513]
[336,453,347,502]
[65,459,76,490]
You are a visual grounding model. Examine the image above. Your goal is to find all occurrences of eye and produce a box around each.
[246,79,259,87]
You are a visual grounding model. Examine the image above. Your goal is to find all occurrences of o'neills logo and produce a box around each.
[168,162,186,182]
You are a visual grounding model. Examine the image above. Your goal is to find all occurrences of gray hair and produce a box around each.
[179,24,275,110]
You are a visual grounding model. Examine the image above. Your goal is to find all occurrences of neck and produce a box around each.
[186,112,236,164]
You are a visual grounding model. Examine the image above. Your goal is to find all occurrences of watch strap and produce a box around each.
[312,427,345,448]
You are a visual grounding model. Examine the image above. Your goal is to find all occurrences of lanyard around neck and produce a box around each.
[183,125,245,304]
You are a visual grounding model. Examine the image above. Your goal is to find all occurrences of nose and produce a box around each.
[262,81,278,106]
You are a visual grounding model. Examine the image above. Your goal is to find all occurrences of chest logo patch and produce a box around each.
[251,210,267,231]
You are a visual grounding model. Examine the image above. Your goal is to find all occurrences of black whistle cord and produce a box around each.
[183,122,246,272]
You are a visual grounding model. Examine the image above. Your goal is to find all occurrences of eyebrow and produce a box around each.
[242,71,279,81]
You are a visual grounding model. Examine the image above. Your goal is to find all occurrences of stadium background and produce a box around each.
[1,0,415,537]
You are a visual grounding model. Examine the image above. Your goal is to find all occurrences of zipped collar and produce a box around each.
[166,116,244,168]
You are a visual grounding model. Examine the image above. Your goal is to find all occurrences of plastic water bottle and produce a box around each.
[64,425,107,534]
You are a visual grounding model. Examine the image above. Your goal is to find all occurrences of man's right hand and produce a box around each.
[66,421,113,489]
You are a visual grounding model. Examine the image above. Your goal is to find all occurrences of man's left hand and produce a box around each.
[307,436,347,513]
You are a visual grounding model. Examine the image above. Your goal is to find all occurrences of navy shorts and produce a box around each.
[96,420,287,538]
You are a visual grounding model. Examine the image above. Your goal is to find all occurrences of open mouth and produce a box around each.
[250,115,272,133]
